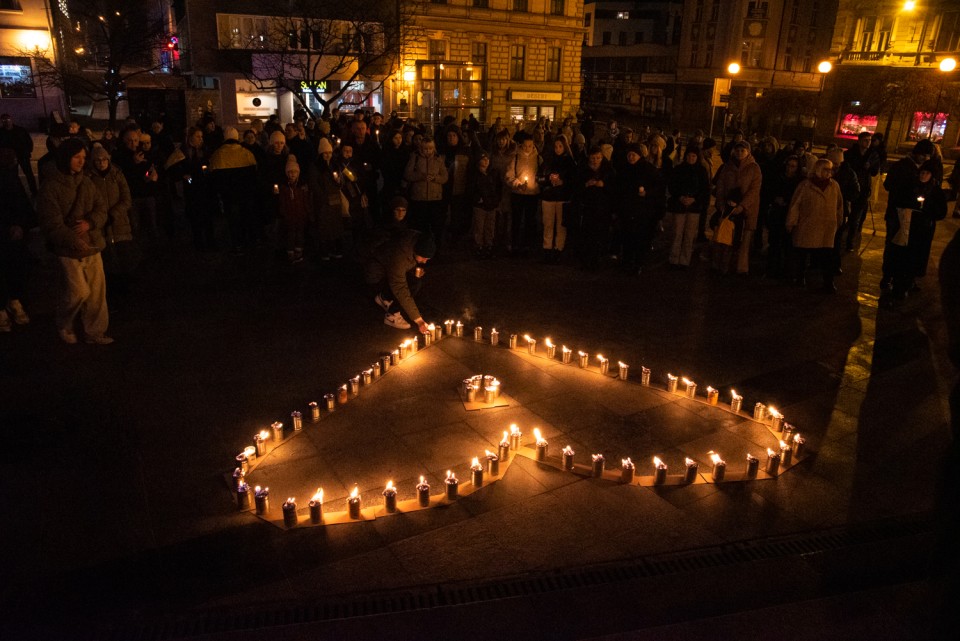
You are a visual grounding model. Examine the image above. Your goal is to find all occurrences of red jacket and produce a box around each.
[278,182,311,225]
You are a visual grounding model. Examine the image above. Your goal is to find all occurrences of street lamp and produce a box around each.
[930,57,957,141]
[813,60,833,142]
[718,62,741,148]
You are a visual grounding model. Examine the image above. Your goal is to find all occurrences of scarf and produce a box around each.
[810,175,832,191]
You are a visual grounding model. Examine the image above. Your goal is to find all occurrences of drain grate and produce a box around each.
[89,512,933,641]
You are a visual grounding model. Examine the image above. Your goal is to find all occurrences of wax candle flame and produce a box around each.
[471,457,482,470]
[562,345,571,353]
[768,407,782,419]
[419,475,425,485]
[311,488,323,502]
[709,452,724,465]
[545,338,553,348]
[385,480,395,491]
[523,334,532,342]
[427,323,435,330]
[533,428,547,445]
[622,457,633,467]
[510,424,521,436]
[592,453,604,462]
[485,449,496,458]
[731,389,741,399]
[618,361,628,368]
[500,431,510,445]
[682,377,693,386]
[258,430,270,440]
[285,497,296,505]
[254,485,262,492]
[350,486,359,499]
[456,321,462,327]
[793,433,802,444]
[667,373,678,380]
[685,457,696,466]
[446,470,456,481]
[746,453,757,461]
[706,386,716,393]
[779,440,789,450]
[767,448,777,457]
[597,354,607,362]
[578,350,587,357]
[653,456,665,468]
[562,445,575,455]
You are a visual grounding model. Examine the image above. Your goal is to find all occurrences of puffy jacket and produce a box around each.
[505,148,541,195]
[88,165,133,243]
[38,170,108,258]
[404,152,448,202]
[786,178,843,249]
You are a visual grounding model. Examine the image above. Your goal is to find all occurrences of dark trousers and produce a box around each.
[847,196,870,247]
[0,239,28,304]
[766,207,790,277]
[792,247,835,286]
[510,193,540,251]
[222,193,257,250]
[186,195,217,251]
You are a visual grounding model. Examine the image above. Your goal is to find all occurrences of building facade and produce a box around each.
[0,0,65,129]
[398,0,584,128]
[580,1,682,126]
[824,0,960,153]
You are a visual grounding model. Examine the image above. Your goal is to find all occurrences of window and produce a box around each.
[428,39,446,60]
[694,0,704,23]
[550,0,564,16]
[472,0,488,7]
[741,40,761,67]
[217,14,269,49]
[0,0,23,10]
[618,31,627,45]
[704,43,714,67]
[782,46,793,71]
[710,0,720,21]
[513,0,528,12]
[909,111,948,142]
[602,31,611,45]
[510,44,525,80]
[546,47,561,82]
[585,13,592,27]
[747,1,768,19]
[634,32,644,44]
[0,57,34,97]
[936,12,960,52]
[857,15,893,52]
[617,11,629,20]
[471,41,487,65]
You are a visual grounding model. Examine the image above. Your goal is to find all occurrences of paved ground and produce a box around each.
[1,189,958,640]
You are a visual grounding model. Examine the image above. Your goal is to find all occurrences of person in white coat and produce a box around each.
[786,158,843,292]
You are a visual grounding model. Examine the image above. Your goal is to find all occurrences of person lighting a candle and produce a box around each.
[365,229,437,332]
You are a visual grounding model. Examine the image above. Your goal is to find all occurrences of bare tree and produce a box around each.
[224,0,420,118]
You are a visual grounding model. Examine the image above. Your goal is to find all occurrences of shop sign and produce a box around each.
[509,90,562,102]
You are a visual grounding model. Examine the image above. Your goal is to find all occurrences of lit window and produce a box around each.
[510,44,525,80]
[617,11,629,20]
[0,57,35,98]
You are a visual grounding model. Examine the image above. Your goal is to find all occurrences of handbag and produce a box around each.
[715,215,736,246]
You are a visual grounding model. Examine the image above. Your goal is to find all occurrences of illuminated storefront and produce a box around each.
[837,113,878,138]
[300,80,383,116]
[409,61,485,127]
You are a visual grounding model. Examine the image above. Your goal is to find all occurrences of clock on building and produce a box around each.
[743,21,766,38]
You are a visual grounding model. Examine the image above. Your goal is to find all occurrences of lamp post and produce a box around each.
[813,60,832,144]
[930,57,957,141]
[720,62,740,151]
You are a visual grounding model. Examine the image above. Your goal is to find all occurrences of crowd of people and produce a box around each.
[1,107,958,339]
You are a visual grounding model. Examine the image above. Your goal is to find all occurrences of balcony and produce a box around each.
[843,51,884,62]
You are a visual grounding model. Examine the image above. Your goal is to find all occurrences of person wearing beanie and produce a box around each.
[277,156,310,263]
[470,151,501,258]
[317,137,333,155]
[87,144,136,305]
[37,136,113,344]
[365,229,435,331]
[208,123,258,254]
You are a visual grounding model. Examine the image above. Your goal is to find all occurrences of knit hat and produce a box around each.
[285,154,300,172]
[269,130,287,145]
[826,147,844,165]
[317,137,333,154]
[733,140,751,151]
[91,145,110,161]
[626,142,644,156]
[574,132,586,146]
[413,233,437,260]
[600,144,613,161]
[913,139,934,156]
[390,195,408,210]
[224,126,239,141]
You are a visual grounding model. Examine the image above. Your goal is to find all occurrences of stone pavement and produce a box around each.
[0,200,957,640]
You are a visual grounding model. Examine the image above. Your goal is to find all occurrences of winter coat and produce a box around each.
[786,178,843,249]
[278,181,311,226]
[38,170,108,259]
[537,152,577,202]
[617,159,664,220]
[208,140,258,200]
[715,154,763,230]
[368,229,426,322]
[505,148,542,195]
[88,165,133,243]
[404,152,448,202]
[667,158,711,213]
[471,169,502,211]
[833,162,861,221]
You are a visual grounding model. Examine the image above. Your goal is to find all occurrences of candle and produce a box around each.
[383,481,398,513]
[780,440,793,466]
[706,386,719,405]
[474,326,483,341]
[562,445,575,470]
[255,430,269,457]
[471,457,484,487]
[271,421,284,442]
[753,402,766,421]
[591,453,605,477]
[641,366,651,386]
[410,335,418,353]
[243,445,257,463]
[309,402,320,423]
[417,476,430,507]
[254,485,270,515]
[490,379,501,398]
[768,407,783,432]
[523,334,536,355]
[653,456,668,485]
[782,422,795,442]
[372,361,382,380]
[381,354,391,373]
[765,448,781,475]
[423,329,432,347]
[338,385,349,405]
[709,452,726,482]
[509,424,522,450]
[618,361,629,381]
[490,328,499,346]
[349,375,360,397]
[445,470,459,500]
[362,369,373,385]
[509,333,518,349]
[232,467,245,489]
[236,482,252,510]
[482,386,495,404]
[545,338,556,359]
[348,486,362,519]
[793,434,805,458]
[577,351,588,368]
[533,428,548,461]
[621,457,635,484]
[465,383,477,402]
[324,393,336,410]
[390,349,399,366]
[398,341,408,360]
[666,373,679,393]
[236,452,249,474]
[499,432,511,461]
[485,450,500,476]
[282,497,297,528]
[597,355,609,375]
[730,390,743,413]
[746,453,760,479]
[444,319,454,336]
[683,457,699,483]
[561,345,572,364]
[455,321,463,337]
[683,377,697,398]
[433,323,443,342]
[291,411,302,432]
[309,488,323,524]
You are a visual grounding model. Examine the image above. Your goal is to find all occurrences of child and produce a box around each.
[277,156,310,263]
[471,152,500,258]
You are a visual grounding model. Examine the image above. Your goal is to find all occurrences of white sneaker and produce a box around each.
[384,311,410,329]
[0,310,10,332]
[374,294,392,311]
[6,299,29,324]
[58,329,78,344]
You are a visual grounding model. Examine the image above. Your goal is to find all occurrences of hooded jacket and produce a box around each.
[505,145,542,196]
[88,156,133,243]
[715,152,763,230]
[537,135,577,202]
[38,169,108,259]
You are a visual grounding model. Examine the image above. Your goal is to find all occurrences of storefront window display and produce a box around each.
[0,58,35,98]
[300,80,383,116]
[907,111,948,143]
[838,113,878,138]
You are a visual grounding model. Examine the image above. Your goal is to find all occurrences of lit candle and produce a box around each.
[455,321,463,337]
[338,384,349,405]
[324,393,336,410]
[255,430,269,457]
[309,488,323,524]
[524,334,536,355]
[485,449,500,476]
[618,361,629,381]
[471,457,484,487]
[490,378,501,398]
[445,470,459,500]
[410,335,418,353]
[423,329,432,347]
[533,428,548,461]
[349,375,360,397]
[499,432,511,461]
[641,366,651,386]
[666,373,679,393]
[730,390,743,413]
[578,350,588,368]
[348,486,362,519]
[282,497,297,528]
[621,457,635,484]
[383,480,398,513]
[545,338,556,359]
[765,448,781,475]
[309,402,320,423]
[591,453,605,477]
[597,354,609,375]
[465,383,477,402]
[232,467,245,489]
[768,407,783,432]
[709,452,726,482]
[236,482,252,510]
[782,422,795,442]
[706,386,719,405]
[398,341,409,360]
[561,345,572,364]
[753,402,766,421]
[273,183,279,194]
[362,369,373,385]
[682,377,697,398]
[271,421,284,442]
[483,385,496,404]
[562,445,575,470]
[243,445,257,464]
[684,457,699,483]
[291,411,302,432]
[254,485,270,515]
[235,451,249,473]
[417,476,430,507]
[373,361,382,379]
[793,433,805,458]
[743,453,759,479]
[509,333,518,349]
[474,326,483,341]
[490,327,499,346]
[390,349,399,366]
[433,323,443,342]
[780,440,793,466]
[381,354,391,373]
[653,456,668,485]
[444,319,454,336]
[509,424,522,450]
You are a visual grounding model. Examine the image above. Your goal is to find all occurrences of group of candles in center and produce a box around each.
[462,374,502,404]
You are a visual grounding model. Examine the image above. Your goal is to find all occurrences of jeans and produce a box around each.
[669,211,699,266]
[541,200,567,251]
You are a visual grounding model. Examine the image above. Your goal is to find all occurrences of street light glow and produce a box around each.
[940,58,957,72]
[727,62,741,74]
[903,0,916,10]
[817,60,833,74]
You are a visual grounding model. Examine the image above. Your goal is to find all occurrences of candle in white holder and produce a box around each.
[709,452,726,482]
[562,445,575,470]
[471,457,484,487]
[666,373,679,393]
[682,377,697,398]
[684,457,699,483]
[509,424,522,450]
[597,355,609,375]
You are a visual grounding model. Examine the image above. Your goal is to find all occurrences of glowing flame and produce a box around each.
[471,457,482,470]
[653,456,666,468]
[682,377,693,386]
[592,453,604,462]
[622,457,633,468]
[446,470,457,481]
[500,431,510,446]
[258,430,270,440]
[510,424,521,436]
[534,428,547,445]
[746,453,757,461]
[667,373,678,380]
[597,354,607,362]
[767,448,777,457]
[685,457,696,467]
[730,389,741,399]
[706,386,716,393]
[779,440,789,450]
[523,334,532,342]
[618,361,628,368]
[562,345,571,353]
[793,433,803,444]
[485,449,497,458]
[456,321,463,327]
[562,445,574,456]
[709,452,724,465]
[311,488,323,502]
[285,497,296,505]
[385,480,395,491]
[254,485,262,492]
[427,323,435,331]
[768,407,782,419]
[545,338,554,348]
[350,486,359,499]
[578,350,587,357]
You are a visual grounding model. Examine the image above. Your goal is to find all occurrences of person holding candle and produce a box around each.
[907,160,948,292]
[786,159,843,293]
[504,133,542,256]
[165,127,217,252]
[881,139,931,301]
[537,135,577,264]
[667,146,711,268]
[575,146,616,270]
[277,156,311,264]
[365,228,436,331]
